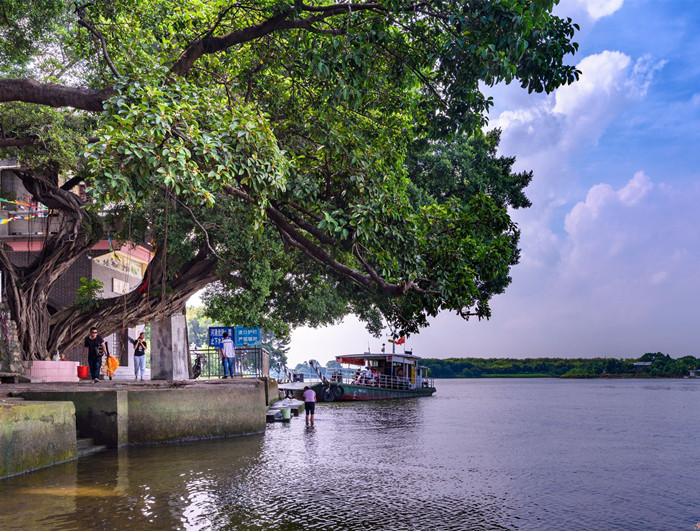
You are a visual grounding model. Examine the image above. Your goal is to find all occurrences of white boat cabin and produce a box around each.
[330,352,433,390]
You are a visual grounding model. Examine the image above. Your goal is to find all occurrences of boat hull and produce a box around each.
[298,382,436,402]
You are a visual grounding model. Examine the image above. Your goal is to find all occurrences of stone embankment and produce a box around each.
[0,397,76,478]
[0,377,278,479]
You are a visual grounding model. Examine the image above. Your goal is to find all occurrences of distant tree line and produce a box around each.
[422,353,700,378]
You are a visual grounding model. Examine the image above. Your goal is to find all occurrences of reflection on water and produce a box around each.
[1,379,700,530]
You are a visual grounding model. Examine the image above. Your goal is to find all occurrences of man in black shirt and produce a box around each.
[82,327,107,383]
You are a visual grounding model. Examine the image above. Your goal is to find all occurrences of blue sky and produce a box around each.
[287,0,700,366]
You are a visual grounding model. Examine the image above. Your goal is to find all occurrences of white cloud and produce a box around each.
[488,50,666,230]
[629,54,668,99]
[564,171,652,235]
[553,51,631,115]
[618,170,653,206]
[572,0,625,20]
[492,51,661,162]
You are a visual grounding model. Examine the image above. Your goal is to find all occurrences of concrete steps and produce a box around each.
[3,396,107,458]
[0,372,28,384]
[77,436,107,458]
[266,398,305,423]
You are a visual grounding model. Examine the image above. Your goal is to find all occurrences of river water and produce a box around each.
[1,378,699,530]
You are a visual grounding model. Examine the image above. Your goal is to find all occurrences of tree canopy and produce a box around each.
[0,0,579,359]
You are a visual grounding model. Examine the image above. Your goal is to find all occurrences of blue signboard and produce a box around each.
[208,326,234,348]
[235,326,261,346]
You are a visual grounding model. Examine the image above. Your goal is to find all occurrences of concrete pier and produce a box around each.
[0,378,279,478]
[17,379,268,447]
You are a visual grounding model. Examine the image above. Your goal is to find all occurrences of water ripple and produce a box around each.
[1,380,700,530]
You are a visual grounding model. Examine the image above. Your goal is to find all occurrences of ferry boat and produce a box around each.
[283,352,436,401]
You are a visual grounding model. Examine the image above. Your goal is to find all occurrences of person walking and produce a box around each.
[303,385,316,426]
[220,332,235,379]
[132,332,147,381]
[82,327,107,383]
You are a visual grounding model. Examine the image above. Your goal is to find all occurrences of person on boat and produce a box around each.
[365,366,376,386]
[396,367,408,389]
[303,386,316,426]
[353,368,362,384]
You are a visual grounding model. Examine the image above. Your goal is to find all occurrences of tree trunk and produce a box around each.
[0,170,219,359]
[51,247,218,354]
[0,172,97,359]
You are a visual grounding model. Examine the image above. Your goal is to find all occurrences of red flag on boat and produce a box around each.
[396,337,405,345]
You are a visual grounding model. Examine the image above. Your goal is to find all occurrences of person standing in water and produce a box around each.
[303,385,316,426]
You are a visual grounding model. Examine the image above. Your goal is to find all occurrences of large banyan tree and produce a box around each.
[0,0,579,360]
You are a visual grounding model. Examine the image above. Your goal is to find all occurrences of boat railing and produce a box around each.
[288,367,435,390]
[327,369,434,390]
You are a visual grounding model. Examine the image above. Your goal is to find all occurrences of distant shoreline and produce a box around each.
[422,354,699,379]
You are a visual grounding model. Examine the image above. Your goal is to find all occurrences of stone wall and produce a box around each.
[128,381,265,444]
[20,380,266,448]
[260,377,279,406]
[0,399,77,478]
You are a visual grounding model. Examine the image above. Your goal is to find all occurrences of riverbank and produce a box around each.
[0,377,279,479]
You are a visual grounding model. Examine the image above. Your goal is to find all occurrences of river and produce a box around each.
[1,378,699,530]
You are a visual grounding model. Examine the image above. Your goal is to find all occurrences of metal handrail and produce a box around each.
[190,346,270,379]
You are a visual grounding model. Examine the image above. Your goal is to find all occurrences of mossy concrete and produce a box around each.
[19,390,128,448]
[0,399,77,479]
[128,380,265,443]
[260,377,279,406]
[19,379,266,447]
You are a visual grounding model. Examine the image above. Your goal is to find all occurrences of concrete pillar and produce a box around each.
[150,313,189,380]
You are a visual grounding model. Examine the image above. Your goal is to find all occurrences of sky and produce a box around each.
[282,0,700,367]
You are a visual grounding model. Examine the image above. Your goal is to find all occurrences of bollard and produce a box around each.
[282,408,291,422]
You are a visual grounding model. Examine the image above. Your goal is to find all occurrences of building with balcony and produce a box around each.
[0,159,152,379]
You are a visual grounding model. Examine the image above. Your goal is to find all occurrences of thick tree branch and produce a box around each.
[222,183,434,298]
[0,79,113,111]
[0,137,38,147]
[272,200,339,247]
[13,171,95,283]
[171,3,383,76]
[60,175,85,191]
